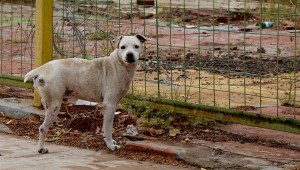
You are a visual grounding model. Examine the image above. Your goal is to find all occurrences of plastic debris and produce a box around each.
[261,21,273,29]
[123,124,138,136]
[75,99,97,106]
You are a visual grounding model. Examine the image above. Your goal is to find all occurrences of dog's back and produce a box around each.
[24,58,92,83]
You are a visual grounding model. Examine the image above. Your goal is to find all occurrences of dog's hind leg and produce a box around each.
[102,101,120,151]
[33,76,64,153]
[38,100,62,154]
[37,109,51,154]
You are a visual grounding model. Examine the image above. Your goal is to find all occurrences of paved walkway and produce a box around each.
[0,133,187,170]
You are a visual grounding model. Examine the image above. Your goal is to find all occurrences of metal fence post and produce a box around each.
[33,0,53,107]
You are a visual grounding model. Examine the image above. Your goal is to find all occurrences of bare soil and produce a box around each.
[1,2,300,168]
[0,85,294,168]
[158,8,256,26]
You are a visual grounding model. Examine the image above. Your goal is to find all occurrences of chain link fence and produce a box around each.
[1,0,300,120]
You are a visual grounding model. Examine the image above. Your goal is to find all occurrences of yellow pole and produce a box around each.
[33,0,53,107]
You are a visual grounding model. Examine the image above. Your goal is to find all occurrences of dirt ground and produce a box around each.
[0,103,292,168]
[0,85,298,169]
[1,2,300,168]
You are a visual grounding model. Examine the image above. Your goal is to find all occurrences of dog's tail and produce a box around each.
[24,67,41,83]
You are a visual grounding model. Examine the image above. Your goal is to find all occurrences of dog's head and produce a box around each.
[115,34,149,64]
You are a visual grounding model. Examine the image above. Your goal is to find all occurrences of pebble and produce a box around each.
[183,138,191,142]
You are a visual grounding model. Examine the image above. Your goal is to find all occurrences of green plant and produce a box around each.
[83,53,90,60]
[280,75,294,106]
[87,31,115,41]
[142,117,171,130]
[170,84,182,101]
[245,5,251,14]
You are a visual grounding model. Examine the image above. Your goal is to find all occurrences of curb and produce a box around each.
[0,97,44,119]
[125,141,180,158]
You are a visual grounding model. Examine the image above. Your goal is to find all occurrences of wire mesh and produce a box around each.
[1,0,300,120]
[0,0,35,76]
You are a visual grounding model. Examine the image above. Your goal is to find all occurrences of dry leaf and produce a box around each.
[145,128,164,137]
[95,126,101,134]
[56,131,62,137]
[46,137,60,142]
[73,130,80,136]
[31,114,41,121]
[6,120,13,125]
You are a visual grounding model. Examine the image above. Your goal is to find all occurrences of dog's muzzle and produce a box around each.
[126,53,135,63]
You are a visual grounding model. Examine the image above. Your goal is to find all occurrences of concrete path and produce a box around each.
[0,133,187,170]
[126,140,299,170]
[0,97,44,119]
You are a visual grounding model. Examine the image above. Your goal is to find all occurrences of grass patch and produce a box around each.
[86,30,115,40]
[121,99,216,134]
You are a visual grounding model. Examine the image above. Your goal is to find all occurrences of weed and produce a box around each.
[245,5,251,14]
[88,30,116,56]
[279,75,295,107]
[121,98,215,135]
[86,30,115,41]
[172,84,182,101]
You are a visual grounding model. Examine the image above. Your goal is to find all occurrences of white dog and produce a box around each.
[24,34,149,153]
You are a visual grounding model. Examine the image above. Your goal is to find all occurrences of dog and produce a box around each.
[24,34,149,153]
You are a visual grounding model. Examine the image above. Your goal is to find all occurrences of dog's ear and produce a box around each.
[114,36,123,49]
[135,34,150,43]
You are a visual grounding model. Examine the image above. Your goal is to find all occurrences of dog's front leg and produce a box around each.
[102,103,120,151]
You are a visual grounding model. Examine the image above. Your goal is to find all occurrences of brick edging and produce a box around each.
[125,141,178,158]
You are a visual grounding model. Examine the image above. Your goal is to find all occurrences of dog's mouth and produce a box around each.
[126,58,136,63]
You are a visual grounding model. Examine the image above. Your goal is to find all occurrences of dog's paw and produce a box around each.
[38,148,48,154]
[112,140,117,145]
[107,144,120,151]
[104,138,120,151]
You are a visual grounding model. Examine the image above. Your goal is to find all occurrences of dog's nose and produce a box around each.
[126,53,135,63]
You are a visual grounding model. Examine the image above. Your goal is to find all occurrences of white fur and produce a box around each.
[24,35,149,152]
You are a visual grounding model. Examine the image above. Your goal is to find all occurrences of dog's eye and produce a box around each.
[134,45,139,49]
[120,45,126,50]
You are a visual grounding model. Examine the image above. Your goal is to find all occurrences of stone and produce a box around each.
[200,30,208,34]
[230,46,238,51]
[257,47,266,53]
[185,25,197,29]
[139,12,154,19]
[0,124,13,134]
[166,55,180,61]
[238,27,253,32]
[137,0,154,6]
[169,128,181,137]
